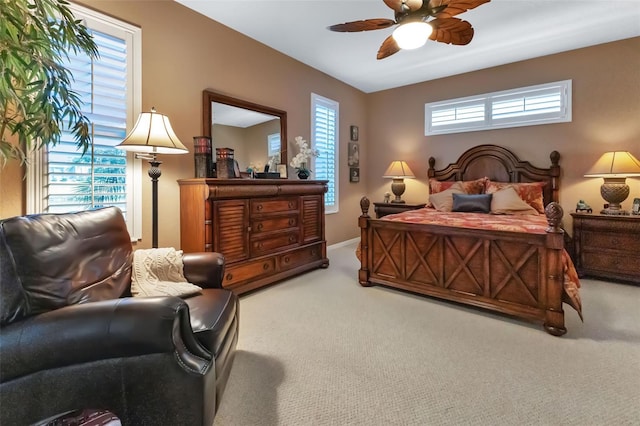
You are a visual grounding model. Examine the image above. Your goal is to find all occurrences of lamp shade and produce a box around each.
[392,21,433,50]
[117,108,188,154]
[584,151,640,177]
[383,160,415,179]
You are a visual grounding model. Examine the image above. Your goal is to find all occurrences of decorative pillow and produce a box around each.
[429,185,466,212]
[452,193,493,213]
[427,177,487,207]
[490,187,539,215]
[485,180,546,214]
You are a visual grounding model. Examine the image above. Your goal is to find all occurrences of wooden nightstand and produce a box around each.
[570,212,640,284]
[373,202,426,219]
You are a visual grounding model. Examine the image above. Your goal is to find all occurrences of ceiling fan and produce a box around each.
[328,0,491,60]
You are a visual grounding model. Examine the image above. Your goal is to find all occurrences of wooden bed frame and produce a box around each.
[358,145,569,336]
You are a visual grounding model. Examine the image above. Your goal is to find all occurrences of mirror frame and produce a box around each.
[203,89,287,168]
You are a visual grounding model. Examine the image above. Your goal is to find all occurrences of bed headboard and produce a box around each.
[427,144,560,206]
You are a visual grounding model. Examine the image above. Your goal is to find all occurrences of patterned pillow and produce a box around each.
[427,177,487,207]
[485,180,547,214]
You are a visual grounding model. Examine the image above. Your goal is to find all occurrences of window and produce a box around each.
[425,80,572,135]
[311,93,339,214]
[27,3,142,239]
[267,133,280,157]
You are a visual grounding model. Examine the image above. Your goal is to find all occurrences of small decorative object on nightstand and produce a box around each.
[575,199,592,213]
[383,160,415,204]
[571,212,640,284]
[373,202,426,218]
[584,151,640,215]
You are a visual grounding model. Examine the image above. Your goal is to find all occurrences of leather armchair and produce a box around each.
[0,207,238,425]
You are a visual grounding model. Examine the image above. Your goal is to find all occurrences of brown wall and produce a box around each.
[367,37,640,229]
[1,0,638,245]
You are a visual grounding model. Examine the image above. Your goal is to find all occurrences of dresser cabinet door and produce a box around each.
[213,200,249,263]
[301,195,323,243]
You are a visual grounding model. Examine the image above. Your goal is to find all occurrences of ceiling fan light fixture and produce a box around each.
[392,21,432,50]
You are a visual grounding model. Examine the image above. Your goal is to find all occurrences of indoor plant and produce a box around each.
[0,0,98,165]
[289,136,319,179]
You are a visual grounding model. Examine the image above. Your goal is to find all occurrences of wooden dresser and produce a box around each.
[570,212,640,284]
[178,179,329,294]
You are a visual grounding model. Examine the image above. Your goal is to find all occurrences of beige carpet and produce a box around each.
[213,240,640,426]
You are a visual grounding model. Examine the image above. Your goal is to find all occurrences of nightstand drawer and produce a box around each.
[582,231,638,251]
[582,251,640,276]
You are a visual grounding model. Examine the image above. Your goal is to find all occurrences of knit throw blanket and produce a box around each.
[131,248,202,298]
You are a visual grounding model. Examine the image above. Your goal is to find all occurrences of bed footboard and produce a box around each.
[358,197,567,336]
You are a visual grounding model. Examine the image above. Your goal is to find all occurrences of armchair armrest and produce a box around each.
[183,252,225,289]
[0,296,211,383]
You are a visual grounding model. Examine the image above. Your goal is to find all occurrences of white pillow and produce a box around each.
[429,182,465,212]
[490,187,539,215]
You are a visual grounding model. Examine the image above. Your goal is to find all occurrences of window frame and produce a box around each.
[425,80,572,136]
[311,93,339,215]
[26,2,142,240]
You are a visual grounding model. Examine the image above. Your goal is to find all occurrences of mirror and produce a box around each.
[203,90,287,174]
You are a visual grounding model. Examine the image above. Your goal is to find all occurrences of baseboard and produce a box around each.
[328,237,360,250]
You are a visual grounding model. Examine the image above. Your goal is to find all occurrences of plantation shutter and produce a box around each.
[46,30,128,214]
[267,133,280,157]
[311,94,339,213]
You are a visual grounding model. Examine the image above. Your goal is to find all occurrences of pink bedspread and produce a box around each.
[369,208,583,319]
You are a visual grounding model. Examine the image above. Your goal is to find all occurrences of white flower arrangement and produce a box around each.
[289,136,319,172]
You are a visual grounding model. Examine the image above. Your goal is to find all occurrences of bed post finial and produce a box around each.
[360,196,370,217]
[550,150,560,166]
[428,157,436,178]
[545,202,563,233]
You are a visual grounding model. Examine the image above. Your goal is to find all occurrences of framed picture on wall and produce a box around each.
[350,125,359,141]
[348,142,359,167]
[350,167,360,183]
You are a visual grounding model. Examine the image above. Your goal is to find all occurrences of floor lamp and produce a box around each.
[117,108,188,248]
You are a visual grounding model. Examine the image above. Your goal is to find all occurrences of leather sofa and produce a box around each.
[0,207,238,425]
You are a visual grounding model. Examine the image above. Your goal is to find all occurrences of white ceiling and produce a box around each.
[176,0,640,93]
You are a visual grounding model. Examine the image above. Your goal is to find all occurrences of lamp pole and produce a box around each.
[147,157,162,248]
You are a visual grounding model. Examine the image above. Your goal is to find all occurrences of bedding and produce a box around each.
[485,180,546,213]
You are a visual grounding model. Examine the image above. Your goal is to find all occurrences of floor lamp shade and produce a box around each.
[584,151,640,214]
[383,161,415,204]
[117,108,188,247]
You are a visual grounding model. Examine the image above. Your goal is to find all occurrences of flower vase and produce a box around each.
[297,169,310,180]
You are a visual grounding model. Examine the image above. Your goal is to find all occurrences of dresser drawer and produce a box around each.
[223,257,276,287]
[251,198,298,215]
[582,231,638,251]
[582,251,640,276]
[251,231,299,256]
[251,215,298,234]
[279,244,323,271]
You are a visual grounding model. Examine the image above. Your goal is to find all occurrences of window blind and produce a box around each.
[46,30,128,214]
[311,94,339,213]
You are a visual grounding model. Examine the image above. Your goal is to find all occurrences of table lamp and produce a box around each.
[117,108,188,247]
[383,160,415,203]
[584,151,640,215]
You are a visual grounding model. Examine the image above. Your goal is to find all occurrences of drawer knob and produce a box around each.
[256,204,263,211]
[258,242,263,249]
[288,202,294,208]
[263,263,269,270]
[289,236,295,242]
[284,256,290,263]
[257,223,263,231]
[311,249,317,256]
[289,219,295,226]
[226,273,233,281]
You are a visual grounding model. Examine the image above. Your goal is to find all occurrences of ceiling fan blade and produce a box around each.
[328,19,397,32]
[429,17,474,45]
[383,0,423,13]
[426,0,490,19]
[377,35,401,60]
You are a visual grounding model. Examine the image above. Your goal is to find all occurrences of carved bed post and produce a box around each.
[543,202,566,336]
[358,197,372,286]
